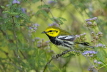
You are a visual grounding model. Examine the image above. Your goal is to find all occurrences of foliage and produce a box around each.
[0,0,107,72]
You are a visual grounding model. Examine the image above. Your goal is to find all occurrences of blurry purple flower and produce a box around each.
[80,33,86,36]
[46,41,50,43]
[48,1,55,4]
[33,23,40,27]
[37,41,41,48]
[85,19,92,22]
[86,21,92,25]
[48,22,59,27]
[48,1,56,5]
[32,39,35,42]
[28,23,40,32]
[28,31,32,36]
[92,17,98,20]
[12,0,20,4]
[35,37,40,40]
[82,50,97,57]
[6,4,9,7]
[15,8,26,18]
[21,8,26,13]
[91,32,95,36]
[15,15,19,18]
[97,32,103,37]
[85,17,97,22]
[32,37,40,42]
[94,60,102,64]
[91,32,94,34]
[33,23,39,30]
[37,41,41,44]
[75,35,80,38]
[33,27,37,30]
[98,32,103,35]
[95,43,106,48]
[29,27,33,30]
[88,66,98,72]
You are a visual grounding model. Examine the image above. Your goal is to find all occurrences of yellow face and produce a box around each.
[44,27,60,37]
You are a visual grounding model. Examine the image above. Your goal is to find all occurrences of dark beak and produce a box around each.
[42,31,46,34]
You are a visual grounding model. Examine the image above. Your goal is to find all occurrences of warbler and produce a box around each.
[42,26,92,50]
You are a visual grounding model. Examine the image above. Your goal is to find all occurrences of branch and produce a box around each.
[43,50,74,72]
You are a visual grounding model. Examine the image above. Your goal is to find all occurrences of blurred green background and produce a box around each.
[0,0,107,72]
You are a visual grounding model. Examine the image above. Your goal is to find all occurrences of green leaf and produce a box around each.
[2,11,19,16]
[38,5,50,9]
[1,6,5,9]
[59,17,67,21]
[2,11,10,14]
[97,50,106,63]
[10,12,19,15]
[41,10,49,17]
[36,10,49,17]
[56,17,67,25]
[32,0,39,3]
[36,10,41,15]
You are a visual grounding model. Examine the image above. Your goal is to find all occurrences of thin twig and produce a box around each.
[11,16,19,57]
[41,0,62,25]
[42,0,55,19]
[43,50,74,72]
[43,57,53,72]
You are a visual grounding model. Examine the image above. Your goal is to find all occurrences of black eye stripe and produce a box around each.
[48,30,58,32]
[48,30,52,32]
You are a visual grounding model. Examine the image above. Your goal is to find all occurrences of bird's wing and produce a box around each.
[57,35,75,41]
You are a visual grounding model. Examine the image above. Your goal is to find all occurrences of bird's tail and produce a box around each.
[75,42,94,48]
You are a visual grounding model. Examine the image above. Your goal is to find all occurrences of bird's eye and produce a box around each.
[49,30,52,32]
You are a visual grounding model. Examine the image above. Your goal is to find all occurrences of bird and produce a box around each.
[42,26,92,50]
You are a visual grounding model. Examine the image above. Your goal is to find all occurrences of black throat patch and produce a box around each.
[48,36,62,45]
